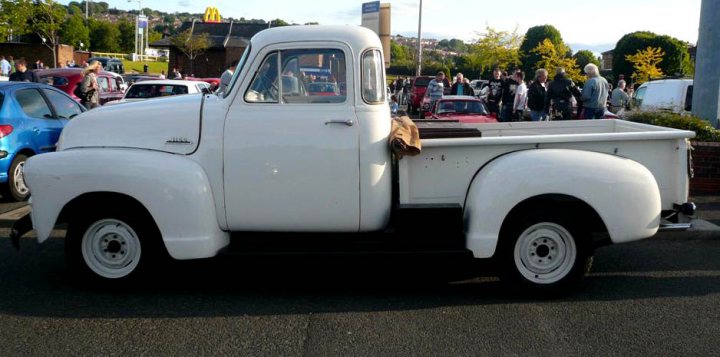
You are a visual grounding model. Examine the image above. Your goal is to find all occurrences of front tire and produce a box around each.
[0,154,30,202]
[499,213,593,295]
[66,206,162,284]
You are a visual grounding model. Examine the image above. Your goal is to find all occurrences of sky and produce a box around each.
[75,0,702,54]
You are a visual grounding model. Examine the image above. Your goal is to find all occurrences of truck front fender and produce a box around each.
[464,149,661,258]
[23,149,229,260]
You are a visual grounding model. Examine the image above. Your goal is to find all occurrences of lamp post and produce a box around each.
[416,0,422,76]
[128,0,143,57]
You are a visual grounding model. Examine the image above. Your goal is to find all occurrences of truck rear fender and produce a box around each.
[23,149,229,260]
[463,149,661,258]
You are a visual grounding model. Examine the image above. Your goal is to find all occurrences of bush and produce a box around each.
[624,111,720,142]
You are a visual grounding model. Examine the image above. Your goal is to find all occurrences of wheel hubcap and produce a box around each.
[514,222,577,284]
[81,219,141,279]
[13,161,29,196]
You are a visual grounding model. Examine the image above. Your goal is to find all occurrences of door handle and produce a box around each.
[32,127,40,134]
[324,120,354,127]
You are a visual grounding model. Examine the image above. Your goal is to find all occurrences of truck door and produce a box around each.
[223,44,360,232]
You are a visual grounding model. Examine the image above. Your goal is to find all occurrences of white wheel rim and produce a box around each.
[513,222,577,284]
[13,161,29,196]
[81,219,141,279]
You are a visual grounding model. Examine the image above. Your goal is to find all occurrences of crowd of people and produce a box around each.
[390,63,634,122]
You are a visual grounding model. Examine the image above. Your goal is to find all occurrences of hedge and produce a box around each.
[624,111,720,142]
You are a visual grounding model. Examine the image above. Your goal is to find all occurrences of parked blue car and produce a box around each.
[0,82,85,201]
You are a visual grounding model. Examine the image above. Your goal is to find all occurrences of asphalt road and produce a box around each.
[1,224,720,356]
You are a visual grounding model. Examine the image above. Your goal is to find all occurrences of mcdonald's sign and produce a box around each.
[203,7,222,23]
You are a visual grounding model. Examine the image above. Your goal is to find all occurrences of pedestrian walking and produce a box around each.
[219,60,238,94]
[545,67,580,120]
[450,73,472,96]
[610,80,630,113]
[512,71,528,121]
[580,63,610,119]
[0,56,10,77]
[527,69,549,121]
[499,71,519,122]
[427,71,446,108]
[79,61,102,109]
[486,69,503,117]
[8,58,39,82]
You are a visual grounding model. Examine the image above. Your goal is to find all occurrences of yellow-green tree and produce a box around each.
[466,26,522,74]
[626,46,665,84]
[531,39,583,83]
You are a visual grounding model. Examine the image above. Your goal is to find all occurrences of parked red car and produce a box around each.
[37,68,125,105]
[428,96,498,124]
[407,76,432,115]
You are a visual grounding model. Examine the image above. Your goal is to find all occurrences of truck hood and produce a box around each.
[59,94,204,155]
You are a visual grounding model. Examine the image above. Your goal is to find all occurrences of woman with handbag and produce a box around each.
[79,61,101,109]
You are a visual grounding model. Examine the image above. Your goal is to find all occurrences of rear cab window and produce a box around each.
[361,49,385,104]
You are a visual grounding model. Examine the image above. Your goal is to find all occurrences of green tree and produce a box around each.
[117,19,136,53]
[60,12,90,49]
[170,28,210,75]
[0,0,33,41]
[31,0,67,68]
[467,26,522,75]
[89,19,120,52]
[519,25,563,75]
[612,31,691,80]
[573,50,600,71]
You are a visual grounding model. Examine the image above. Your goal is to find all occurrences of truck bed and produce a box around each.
[402,120,695,210]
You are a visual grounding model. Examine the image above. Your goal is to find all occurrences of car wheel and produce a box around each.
[498,212,593,295]
[0,154,30,202]
[66,205,164,284]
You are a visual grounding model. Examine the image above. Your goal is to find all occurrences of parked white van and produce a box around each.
[633,78,693,114]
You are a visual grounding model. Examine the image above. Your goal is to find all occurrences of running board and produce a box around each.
[659,223,692,232]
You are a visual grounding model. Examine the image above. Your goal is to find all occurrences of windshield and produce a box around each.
[224,43,251,97]
[125,84,189,99]
[437,100,488,115]
[414,77,431,87]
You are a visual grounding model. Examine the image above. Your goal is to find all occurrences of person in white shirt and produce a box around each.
[513,71,528,121]
[0,56,11,76]
[219,60,238,94]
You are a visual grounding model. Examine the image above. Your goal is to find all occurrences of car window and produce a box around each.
[125,84,188,99]
[413,77,431,87]
[42,89,84,119]
[15,89,53,119]
[108,77,118,91]
[39,76,69,86]
[634,87,646,108]
[684,85,693,111]
[245,52,279,103]
[0,92,4,110]
[279,48,346,104]
[362,49,385,104]
[97,77,110,92]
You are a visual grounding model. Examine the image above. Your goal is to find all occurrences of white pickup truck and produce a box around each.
[15,26,696,293]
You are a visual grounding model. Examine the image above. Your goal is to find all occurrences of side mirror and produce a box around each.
[201,87,211,94]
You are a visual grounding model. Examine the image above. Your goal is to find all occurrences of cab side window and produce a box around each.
[281,49,346,104]
[245,52,279,103]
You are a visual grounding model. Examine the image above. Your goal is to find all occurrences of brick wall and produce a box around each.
[0,43,75,68]
[169,48,245,78]
[690,141,720,196]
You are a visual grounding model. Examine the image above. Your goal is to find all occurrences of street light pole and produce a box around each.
[416,0,422,76]
[128,0,142,57]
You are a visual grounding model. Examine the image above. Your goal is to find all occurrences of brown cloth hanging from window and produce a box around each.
[389,115,422,159]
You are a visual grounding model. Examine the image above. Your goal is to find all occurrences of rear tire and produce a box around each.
[498,212,593,295]
[66,205,163,285]
[0,154,30,202]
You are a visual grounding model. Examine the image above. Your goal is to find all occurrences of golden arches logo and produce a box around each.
[203,7,222,23]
